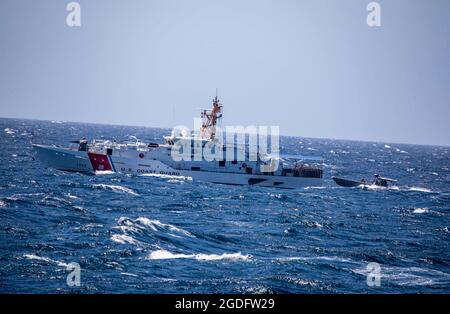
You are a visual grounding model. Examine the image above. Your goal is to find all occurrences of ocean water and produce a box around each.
[0,117,449,293]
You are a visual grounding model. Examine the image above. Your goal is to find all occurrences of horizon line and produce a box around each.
[0,115,448,148]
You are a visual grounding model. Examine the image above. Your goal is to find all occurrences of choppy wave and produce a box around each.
[92,184,139,196]
[147,249,250,261]
[110,234,139,245]
[353,265,450,287]
[135,217,193,237]
[276,255,356,264]
[413,207,429,214]
[23,254,70,268]
[116,216,194,238]
[1,118,449,293]
[4,128,16,135]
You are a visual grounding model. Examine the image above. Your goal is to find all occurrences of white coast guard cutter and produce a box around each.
[33,96,323,189]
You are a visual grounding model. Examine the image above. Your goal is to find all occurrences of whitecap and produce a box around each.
[147,250,191,260]
[384,144,391,149]
[113,225,141,234]
[135,217,193,237]
[121,272,138,277]
[92,184,139,196]
[72,205,86,212]
[23,254,70,267]
[276,255,356,264]
[4,128,16,134]
[413,208,429,214]
[147,249,250,262]
[67,193,80,200]
[110,234,138,245]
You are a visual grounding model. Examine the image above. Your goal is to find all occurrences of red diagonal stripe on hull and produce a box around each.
[88,152,112,171]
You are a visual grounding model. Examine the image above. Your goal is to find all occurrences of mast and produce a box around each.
[199,92,223,140]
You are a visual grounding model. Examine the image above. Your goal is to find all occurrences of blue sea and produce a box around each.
[1,117,449,293]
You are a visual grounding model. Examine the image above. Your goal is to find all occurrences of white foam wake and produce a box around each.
[361,184,399,191]
[303,186,327,190]
[140,173,192,181]
[95,170,115,175]
[147,249,250,261]
[408,187,432,193]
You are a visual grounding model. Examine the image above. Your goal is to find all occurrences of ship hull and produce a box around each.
[33,144,322,189]
[33,144,94,173]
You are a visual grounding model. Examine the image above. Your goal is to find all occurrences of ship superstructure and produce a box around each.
[33,96,323,189]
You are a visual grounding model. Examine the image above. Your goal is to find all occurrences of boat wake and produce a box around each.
[95,170,115,175]
[407,186,433,193]
[140,173,193,181]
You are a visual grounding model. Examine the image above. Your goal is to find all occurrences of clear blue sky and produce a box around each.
[1,0,449,145]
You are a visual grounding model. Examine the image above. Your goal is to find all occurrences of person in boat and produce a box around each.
[372,174,388,187]
[78,137,88,151]
[360,178,366,184]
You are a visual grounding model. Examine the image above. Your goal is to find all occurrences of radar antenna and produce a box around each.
[199,91,223,140]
